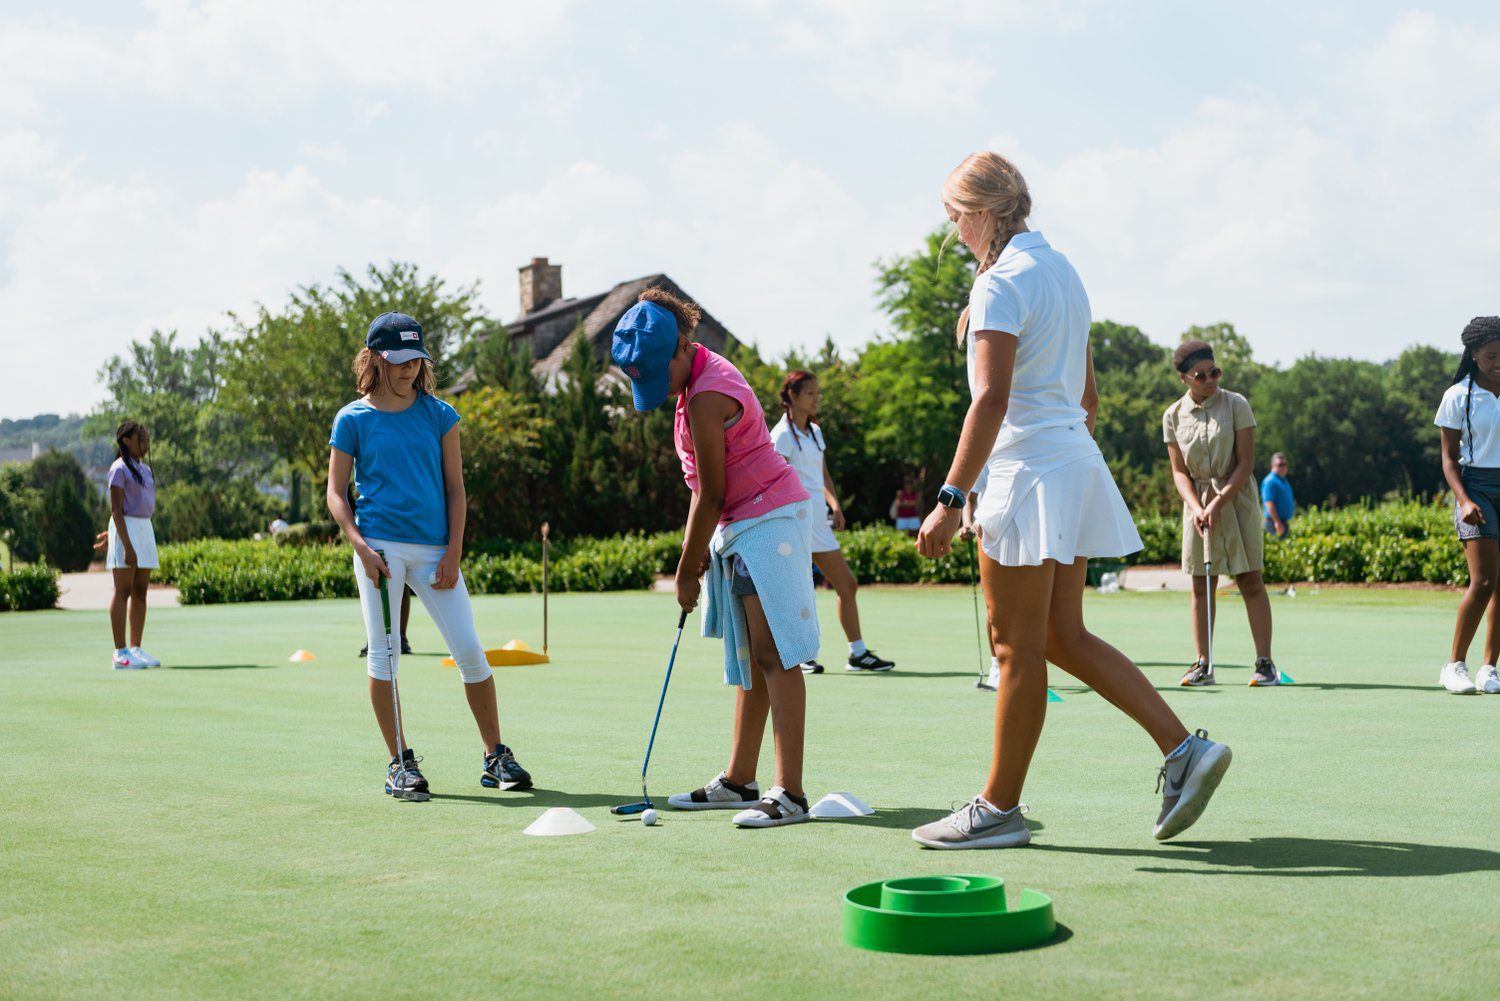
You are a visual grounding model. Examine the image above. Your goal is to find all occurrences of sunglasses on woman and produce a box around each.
[1187,367,1222,383]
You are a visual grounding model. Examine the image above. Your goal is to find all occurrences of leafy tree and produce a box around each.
[221,262,484,518]
[1091,320,1168,373]
[28,450,100,571]
[0,465,42,567]
[1253,357,1404,507]
[1385,345,1458,497]
[453,386,550,541]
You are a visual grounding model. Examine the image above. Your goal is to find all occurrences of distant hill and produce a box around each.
[0,413,115,485]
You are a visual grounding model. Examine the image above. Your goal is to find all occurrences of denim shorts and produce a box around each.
[729,554,758,596]
[1456,466,1500,541]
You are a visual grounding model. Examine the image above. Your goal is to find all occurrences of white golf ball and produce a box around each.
[641,809,658,826]
[427,570,440,587]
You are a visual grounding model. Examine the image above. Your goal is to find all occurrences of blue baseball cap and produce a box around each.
[367,312,432,364]
[611,301,679,411]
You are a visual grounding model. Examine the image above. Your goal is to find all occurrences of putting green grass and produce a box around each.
[4,586,1499,999]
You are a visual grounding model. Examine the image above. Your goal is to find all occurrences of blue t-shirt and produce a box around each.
[329,393,460,546]
[1260,471,1294,522]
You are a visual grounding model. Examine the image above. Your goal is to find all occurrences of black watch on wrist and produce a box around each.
[937,484,966,509]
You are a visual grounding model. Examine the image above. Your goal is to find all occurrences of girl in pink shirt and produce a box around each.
[612,287,817,829]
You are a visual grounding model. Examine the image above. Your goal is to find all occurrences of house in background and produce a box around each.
[450,257,735,393]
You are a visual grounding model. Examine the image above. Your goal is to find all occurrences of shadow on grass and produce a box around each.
[1030,837,1500,878]
[167,663,274,670]
[429,789,650,810]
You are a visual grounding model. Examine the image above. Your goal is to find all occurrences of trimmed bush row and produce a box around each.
[154,501,1472,603]
[0,563,60,611]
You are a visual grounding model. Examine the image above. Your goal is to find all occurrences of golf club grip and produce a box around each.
[677,608,688,630]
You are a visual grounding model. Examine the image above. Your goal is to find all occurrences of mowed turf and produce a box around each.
[4,585,1499,999]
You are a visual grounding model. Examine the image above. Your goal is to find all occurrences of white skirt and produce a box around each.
[976,426,1141,567]
[106,515,159,570]
[808,501,840,553]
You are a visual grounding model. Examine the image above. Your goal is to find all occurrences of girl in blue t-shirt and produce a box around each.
[327,311,532,802]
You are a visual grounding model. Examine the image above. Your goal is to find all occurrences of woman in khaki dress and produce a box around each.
[1162,340,1282,687]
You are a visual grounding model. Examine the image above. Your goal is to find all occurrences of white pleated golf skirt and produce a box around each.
[105,515,160,570]
[975,426,1141,567]
[808,501,840,554]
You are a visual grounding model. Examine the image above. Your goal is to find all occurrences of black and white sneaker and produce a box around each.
[385,748,430,802]
[846,650,895,672]
[800,660,825,675]
[1248,658,1281,687]
[668,771,760,810]
[733,786,811,828]
[481,744,532,790]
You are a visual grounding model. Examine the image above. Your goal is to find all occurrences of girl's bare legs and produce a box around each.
[462,676,503,749]
[368,678,402,757]
[1485,577,1500,667]
[979,556,1055,811]
[733,594,806,797]
[1044,558,1191,756]
[1191,573,1218,662]
[128,568,151,647]
[725,678,770,786]
[109,568,133,649]
[812,549,862,645]
[1236,570,1273,660]
[1451,539,1498,662]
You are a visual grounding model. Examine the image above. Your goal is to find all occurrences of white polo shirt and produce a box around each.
[1436,379,1500,467]
[966,230,1092,455]
[769,415,827,503]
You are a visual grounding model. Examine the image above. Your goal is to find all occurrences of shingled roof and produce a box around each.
[450,270,734,393]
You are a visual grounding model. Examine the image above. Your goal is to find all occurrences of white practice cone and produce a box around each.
[809,792,874,819]
[523,807,596,837]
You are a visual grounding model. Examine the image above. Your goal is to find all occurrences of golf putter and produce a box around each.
[378,553,420,801]
[966,533,994,691]
[1202,523,1215,682]
[611,607,690,816]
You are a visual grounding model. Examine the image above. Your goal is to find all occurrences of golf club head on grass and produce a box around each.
[974,681,996,692]
[610,801,652,816]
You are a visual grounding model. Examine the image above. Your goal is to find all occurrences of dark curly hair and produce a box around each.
[638,286,701,339]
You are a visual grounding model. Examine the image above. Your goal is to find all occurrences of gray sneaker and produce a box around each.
[911,796,1031,849]
[1153,729,1231,840]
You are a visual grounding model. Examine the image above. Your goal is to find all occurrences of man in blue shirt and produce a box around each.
[1261,452,1295,538]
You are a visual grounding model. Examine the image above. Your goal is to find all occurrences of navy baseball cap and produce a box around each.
[367,312,432,364]
[611,301,679,411]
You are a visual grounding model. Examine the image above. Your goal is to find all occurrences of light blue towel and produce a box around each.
[702,500,821,689]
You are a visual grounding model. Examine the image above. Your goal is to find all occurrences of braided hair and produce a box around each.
[114,420,147,485]
[779,370,823,452]
[1452,316,1500,465]
[941,152,1032,344]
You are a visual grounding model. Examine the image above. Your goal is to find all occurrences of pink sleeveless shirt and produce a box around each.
[675,347,807,525]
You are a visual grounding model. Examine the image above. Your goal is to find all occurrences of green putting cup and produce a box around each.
[844,875,1055,955]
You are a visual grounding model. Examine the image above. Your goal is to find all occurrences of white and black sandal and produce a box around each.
[667,771,760,810]
[733,786,811,828]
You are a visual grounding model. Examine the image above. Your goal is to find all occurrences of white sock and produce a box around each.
[849,639,867,657]
[1166,735,1193,759]
[990,657,999,670]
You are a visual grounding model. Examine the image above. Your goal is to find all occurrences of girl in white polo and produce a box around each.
[911,151,1231,850]
[1435,315,1500,695]
[770,370,895,674]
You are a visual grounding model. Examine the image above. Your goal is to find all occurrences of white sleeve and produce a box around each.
[770,422,793,458]
[969,272,1026,335]
[1435,386,1464,429]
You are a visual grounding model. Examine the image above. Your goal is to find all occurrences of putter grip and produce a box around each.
[677,608,688,630]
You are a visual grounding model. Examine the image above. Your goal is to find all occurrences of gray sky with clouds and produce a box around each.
[5,0,1498,420]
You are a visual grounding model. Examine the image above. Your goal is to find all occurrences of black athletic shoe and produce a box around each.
[360,638,412,658]
[846,650,895,672]
[800,660,825,675]
[385,748,430,802]
[481,744,532,790]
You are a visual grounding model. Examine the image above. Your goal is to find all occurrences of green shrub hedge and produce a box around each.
[154,501,1472,603]
[0,563,60,611]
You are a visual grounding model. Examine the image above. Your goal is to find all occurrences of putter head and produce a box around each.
[610,801,652,816]
[974,681,996,692]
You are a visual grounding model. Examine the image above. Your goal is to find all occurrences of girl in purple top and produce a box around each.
[103,420,161,670]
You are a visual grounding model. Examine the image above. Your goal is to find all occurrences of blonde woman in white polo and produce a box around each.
[911,151,1230,850]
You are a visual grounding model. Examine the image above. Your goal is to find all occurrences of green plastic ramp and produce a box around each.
[843,875,1056,955]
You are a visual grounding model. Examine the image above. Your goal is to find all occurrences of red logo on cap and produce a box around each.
[624,365,641,379]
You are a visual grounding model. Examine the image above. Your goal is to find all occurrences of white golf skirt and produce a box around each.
[808,501,840,554]
[105,515,159,570]
[975,426,1141,567]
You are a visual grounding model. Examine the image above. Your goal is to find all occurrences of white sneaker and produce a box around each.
[667,771,760,810]
[112,649,146,671]
[986,662,1000,690]
[1440,662,1478,695]
[130,646,161,668]
[1476,665,1500,694]
[732,786,811,828]
[911,796,1031,849]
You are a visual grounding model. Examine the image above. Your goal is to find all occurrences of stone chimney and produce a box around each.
[518,257,563,314]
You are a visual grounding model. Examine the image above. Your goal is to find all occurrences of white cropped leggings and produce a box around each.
[354,539,491,684]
